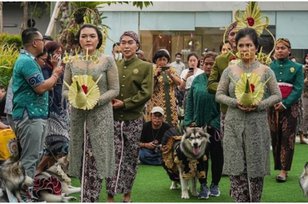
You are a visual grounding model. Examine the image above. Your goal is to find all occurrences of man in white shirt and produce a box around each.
[170,52,186,76]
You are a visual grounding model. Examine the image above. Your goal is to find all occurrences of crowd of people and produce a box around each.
[0,6,308,202]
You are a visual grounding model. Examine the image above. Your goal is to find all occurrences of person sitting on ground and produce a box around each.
[139,106,171,165]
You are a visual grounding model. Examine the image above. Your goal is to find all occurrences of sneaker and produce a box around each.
[209,184,220,197]
[198,184,210,199]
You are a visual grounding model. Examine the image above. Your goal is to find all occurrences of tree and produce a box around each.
[46,2,153,52]
[21,2,28,32]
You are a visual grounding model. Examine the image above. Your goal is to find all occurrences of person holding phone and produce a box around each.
[179,53,204,91]
[35,41,70,174]
[179,53,204,110]
[145,49,182,127]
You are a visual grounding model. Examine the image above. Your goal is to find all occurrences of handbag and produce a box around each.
[0,128,19,160]
[278,82,293,99]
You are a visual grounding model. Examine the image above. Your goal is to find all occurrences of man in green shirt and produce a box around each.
[106,31,153,203]
[12,27,63,179]
[208,22,238,136]
[268,38,304,182]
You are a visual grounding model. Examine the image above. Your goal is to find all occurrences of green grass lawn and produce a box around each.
[72,143,308,202]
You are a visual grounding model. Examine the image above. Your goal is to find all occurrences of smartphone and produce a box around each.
[161,66,170,71]
[188,67,194,72]
[57,57,62,67]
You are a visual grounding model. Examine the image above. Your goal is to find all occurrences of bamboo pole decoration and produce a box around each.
[86,48,89,61]
[45,1,61,36]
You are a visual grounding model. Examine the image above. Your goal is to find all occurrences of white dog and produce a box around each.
[300,162,308,196]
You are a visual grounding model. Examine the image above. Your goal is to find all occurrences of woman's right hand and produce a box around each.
[50,54,62,68]
[185,70,194,79]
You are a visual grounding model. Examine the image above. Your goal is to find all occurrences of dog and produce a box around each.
[33,156,81,202]
[300,162,308,196]
[0,158,33,202]
[161,126,210,199]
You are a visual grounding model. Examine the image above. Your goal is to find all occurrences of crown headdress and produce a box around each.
[224,2,275,65]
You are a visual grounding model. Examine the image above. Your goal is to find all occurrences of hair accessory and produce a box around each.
[223,2,275,65]
[276,38,291,48]
[120,31,140,45]
[234,2,269,36]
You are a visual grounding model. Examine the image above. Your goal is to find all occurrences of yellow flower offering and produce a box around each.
[64,74,102,110]
[235,72,266,106]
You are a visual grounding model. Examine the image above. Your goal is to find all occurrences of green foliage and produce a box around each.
[95,1,153,9]
[27,2,50,19]
[70,2,103,9]
[0,44,19,88]
[0,33,22,49]
[57,1,153,53]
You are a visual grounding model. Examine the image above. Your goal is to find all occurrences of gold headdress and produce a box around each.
[234,2,269,36]
[224,2,275,65]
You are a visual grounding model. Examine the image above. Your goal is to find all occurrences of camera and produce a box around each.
[188,67,194,72]
[154,144,162,153]
[161,66,170,71]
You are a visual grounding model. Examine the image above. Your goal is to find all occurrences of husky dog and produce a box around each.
[300,162,308,196]
[34,157,81,202]
[0,158,33,202]
[161,126,210,199]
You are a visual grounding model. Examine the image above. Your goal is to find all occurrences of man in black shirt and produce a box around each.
[139,106,171,165]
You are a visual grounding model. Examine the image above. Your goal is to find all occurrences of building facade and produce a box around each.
[2,2,308,63]
[101,1,308,63]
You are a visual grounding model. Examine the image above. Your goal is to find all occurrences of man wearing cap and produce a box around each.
[106,31,153,202]
[139,106,171,165]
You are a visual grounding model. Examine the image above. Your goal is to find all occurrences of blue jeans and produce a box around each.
[139,148,162,166]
